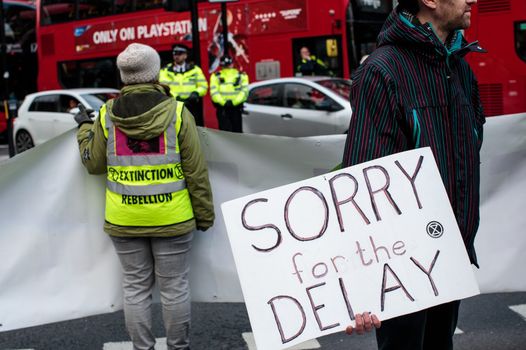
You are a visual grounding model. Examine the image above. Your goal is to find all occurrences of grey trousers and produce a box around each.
[110,233,193,350]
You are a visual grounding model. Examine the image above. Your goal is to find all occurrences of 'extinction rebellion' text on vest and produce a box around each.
[108,165,184,183]
[122,194,173,205]
[108,165,184,206]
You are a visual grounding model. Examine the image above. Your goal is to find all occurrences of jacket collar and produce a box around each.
[378,7,486,58]
[120,84,168,96]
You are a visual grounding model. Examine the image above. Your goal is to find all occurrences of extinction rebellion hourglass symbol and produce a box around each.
[426,221,444,238]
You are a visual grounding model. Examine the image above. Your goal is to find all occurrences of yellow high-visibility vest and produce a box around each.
[99,101,194,227]
[159,64,208,100]
[209,67,249,107]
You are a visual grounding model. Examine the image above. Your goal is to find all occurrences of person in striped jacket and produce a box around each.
[343,0,485,349]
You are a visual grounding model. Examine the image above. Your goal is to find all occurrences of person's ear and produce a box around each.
[420,0,438,10]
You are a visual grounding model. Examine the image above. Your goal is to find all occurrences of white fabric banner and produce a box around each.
[0,113,524,332]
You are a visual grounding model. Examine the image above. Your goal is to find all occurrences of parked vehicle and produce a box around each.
[243,77,352,137]
[13,88,119,153]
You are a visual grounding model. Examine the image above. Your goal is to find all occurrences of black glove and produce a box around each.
[187,92,199,103]
[196,223,211,231]
[74,104,94,127]
[224,100,234,108]
[175,95,185,102]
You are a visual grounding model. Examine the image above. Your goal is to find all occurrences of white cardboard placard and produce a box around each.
[221,147,480,350]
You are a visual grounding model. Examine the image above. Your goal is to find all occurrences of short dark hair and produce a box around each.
[397,0,420,14]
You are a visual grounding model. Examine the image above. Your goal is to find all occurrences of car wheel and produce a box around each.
[15,130,34,153]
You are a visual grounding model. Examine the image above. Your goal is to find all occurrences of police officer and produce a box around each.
[209,56,249,132]
[159,44,208,126]
[296,46,331,76]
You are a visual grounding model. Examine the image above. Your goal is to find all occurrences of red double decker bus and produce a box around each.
[35,0,393,127]
[35,0,524,123]
[465,0,526,116]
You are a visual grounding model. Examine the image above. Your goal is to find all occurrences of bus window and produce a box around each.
[41,0,76,25]
[113,0,162,14]
[78,0,113,19]
[292,36,342,77]
[355,0,392,14]
[4,3,35,49]
[58,61,80,88]
[58,58,120,89]
[135,0,163,11]
[347,0,394,70]
[114,0,133,14]
[3,1,37,99]
[79,59,118,87]
[516,21,526,63]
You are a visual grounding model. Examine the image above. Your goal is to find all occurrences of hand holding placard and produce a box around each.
[345,312,381,335]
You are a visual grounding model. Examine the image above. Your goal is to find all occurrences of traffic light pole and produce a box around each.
[190,0,201,66]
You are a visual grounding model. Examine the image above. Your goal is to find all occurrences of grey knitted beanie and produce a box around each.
[116,43,160,85]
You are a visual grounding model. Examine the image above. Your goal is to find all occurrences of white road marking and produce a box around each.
[242,332,321,349]
[454,327,464,334]
[509,304,526,321]
[103,338,167,350]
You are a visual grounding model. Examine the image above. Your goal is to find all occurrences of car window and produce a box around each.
[59,95,81,113]
[247,84,283,107]
[316,79,352,100]
[284,83,341,111]
[28,94,60,112]
[284,83,318,110]
[81,92,119,111]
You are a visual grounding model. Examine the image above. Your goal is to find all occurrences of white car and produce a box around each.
[13,88,119,153]
[243,77,352,137]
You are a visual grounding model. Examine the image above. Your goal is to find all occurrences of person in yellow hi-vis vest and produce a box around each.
[74,43,214,350]
[159,44,208,126]
[296,46,332,76]
[209,56,249,132]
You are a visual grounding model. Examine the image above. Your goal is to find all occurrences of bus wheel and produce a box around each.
[16,130,34,153]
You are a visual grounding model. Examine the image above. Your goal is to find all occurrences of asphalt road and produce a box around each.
[0,144,9,161]
[0,293,525,350]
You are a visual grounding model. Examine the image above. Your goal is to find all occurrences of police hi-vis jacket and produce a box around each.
[159,63,208,100]
[76,84,214,237]
[209,67,249,107]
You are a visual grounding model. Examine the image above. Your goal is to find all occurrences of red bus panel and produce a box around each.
[465,0,526,116]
